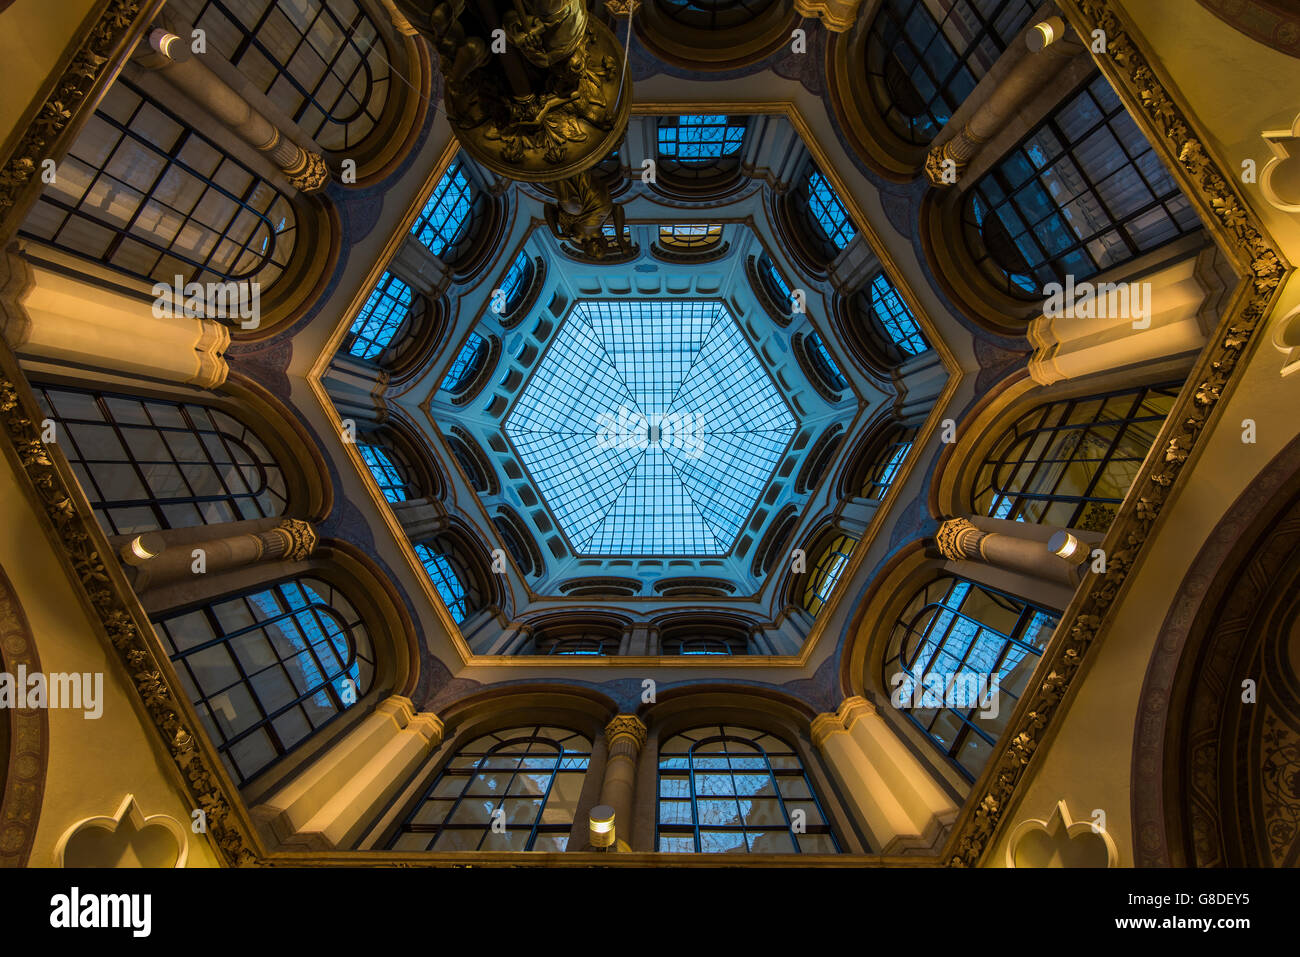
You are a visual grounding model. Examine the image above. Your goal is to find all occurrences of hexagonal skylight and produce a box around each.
[504,299,796,556]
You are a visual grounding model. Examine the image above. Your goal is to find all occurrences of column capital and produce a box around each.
[604,714,647,751]
[810,711,845,749]
[935,517,985,561]
[836,695,877,729]
[406,713,445,747]
[263,518,318,562]
[373,695,416,724]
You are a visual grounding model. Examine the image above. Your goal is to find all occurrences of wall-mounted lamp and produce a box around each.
[1047,530,1085,562]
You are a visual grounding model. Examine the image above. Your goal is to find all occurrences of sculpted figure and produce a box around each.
[544,170,629,259]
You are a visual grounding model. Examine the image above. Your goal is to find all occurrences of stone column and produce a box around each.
[1,252,228,388]
[811,696,957,854]
[1026,253,1217,386]
[893,349,945,421]
[144,30,329,193]
[926,18,1082,188]
[595,714,647,851]
[741,114,807,191]
[120,519,316,593]
[935,517,1082,586]
[251,696,444,850]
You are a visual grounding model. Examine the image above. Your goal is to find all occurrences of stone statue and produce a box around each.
[544,170,630,259]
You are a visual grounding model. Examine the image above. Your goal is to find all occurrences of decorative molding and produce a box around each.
[54,793,189,868]
[1005,799,1118,868]
[0,563,47,868]
[604,714,647,751]
[942,0,1291,867]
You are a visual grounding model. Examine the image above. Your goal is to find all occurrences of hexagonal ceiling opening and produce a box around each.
[504,299,797,556]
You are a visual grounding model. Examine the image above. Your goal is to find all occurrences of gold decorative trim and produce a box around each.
[604,714,648,750]
[934,518,982,562]
[943,0,1291,867]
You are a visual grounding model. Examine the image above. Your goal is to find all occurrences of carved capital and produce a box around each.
[604,714,647,753]
[924,140,966,188]
[810,712,845,749]
[270,519,318,562]
[935,518,984,562]
[285,151,330,193]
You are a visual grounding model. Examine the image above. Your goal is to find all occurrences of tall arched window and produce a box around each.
[754,253,793,320]
[357,442,415,503]
[802,533,858,616]
[35,386,286,535]
[805,170,856,252]
[154,576,373,784]
[656,725,840,853]
[859,424,916,501]
[441,333,488,394]
[386,726,591,851]
[346,272,414,360]
[21,77,296,291]
[415,542,471,623]
[175,0,390,151]
[496,250,533,316]
[541,635,619,656]
[857,272,929,363]
[964,75,1200,298]
[972,382,1179,530]
[412,161,477,258]
[866,0,1036,145]
[882,575,1057,778]
[805,331,848,392]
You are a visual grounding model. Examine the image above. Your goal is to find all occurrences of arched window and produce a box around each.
[415,543,472,624]
[35,386,286,535]
[856,423,917,501]
[541,635,620,656]
[654,0,778,30]
[882,575,1058,778]
[412,161,477,258]
[386,726,591,851]
[662,636,745,655]
[154,576,373,784]
[805,170,856,252]
[802,533,858,616]
[357,442,415,503]
[859,272,929,362]
[492,513,534,576]
[965,75,1200,298]
[440,333,488,394]
[346,272,414,360]
[755,253,793,318]
[866,0,1037,145]
[657,115,746,160]
[177,0,390,151]
[21,77,296,291]
[447,434,491,493]
[656,725,840,853]
[659,224,723,250]
[972,382,1178,530]
[806,331,848,392]
[496,250,533,316]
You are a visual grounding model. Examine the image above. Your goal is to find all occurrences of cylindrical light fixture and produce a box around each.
[589,805,616,849]
[1047,530,1085,562]
[1027,17,1066,53]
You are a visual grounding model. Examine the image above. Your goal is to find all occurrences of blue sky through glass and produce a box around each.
[505,300,796,555]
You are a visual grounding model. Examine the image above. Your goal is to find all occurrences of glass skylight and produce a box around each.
[505,300,796,556]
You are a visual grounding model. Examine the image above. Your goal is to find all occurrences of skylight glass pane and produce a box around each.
[347,272,412,360]
[657,115,746,160]
[505,300,795,555]
[441,333,486,393]
[869,273,928,356]
[807,171,856,250]
[415,543,467,622]
[412,161,473,256]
